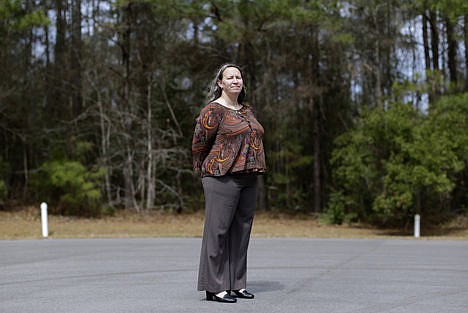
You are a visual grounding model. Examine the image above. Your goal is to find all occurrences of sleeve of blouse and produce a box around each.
[191,105,223,175]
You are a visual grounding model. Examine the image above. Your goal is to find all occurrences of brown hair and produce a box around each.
[207,63,247,104]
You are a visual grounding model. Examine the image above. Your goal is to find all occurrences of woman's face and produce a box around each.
[218,67,243,96]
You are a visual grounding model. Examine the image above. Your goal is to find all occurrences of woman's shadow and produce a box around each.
[248,281,284,293]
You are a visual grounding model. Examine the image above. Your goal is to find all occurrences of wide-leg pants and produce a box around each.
[197,174,258,292]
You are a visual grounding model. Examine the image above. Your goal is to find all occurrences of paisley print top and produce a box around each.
[192,102,266,177]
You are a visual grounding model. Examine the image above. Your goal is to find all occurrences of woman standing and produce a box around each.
[192,63,266,303]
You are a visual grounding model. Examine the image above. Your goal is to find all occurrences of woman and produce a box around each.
[192,63,266,303]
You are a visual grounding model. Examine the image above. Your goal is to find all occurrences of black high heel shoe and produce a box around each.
[231,289,255,299]
[206,291,237,303]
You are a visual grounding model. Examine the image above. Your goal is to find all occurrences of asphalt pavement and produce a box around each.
[1,238,467,313]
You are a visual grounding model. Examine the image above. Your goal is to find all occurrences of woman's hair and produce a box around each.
[207,63,246,104]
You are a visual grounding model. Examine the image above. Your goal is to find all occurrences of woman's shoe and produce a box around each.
[206,291,237,303]
[231,289,255,299]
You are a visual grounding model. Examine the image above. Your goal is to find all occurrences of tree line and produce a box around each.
[1,0,468,227]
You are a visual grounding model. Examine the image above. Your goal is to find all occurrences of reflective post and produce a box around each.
[414,214,420,238]
[41,202,48,238]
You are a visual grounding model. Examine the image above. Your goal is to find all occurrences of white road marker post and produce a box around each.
[414,214,420,238]
[41,202,49,238]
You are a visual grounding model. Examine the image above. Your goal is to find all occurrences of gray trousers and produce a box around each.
[197,174,258,292]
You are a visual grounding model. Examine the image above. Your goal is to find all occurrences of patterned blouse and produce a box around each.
[192,102,266,177]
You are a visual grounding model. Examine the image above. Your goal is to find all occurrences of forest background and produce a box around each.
[1,0,468,230]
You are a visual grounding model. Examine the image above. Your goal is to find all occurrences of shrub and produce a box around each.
[329,97,467,227]
[32,160,105,216]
